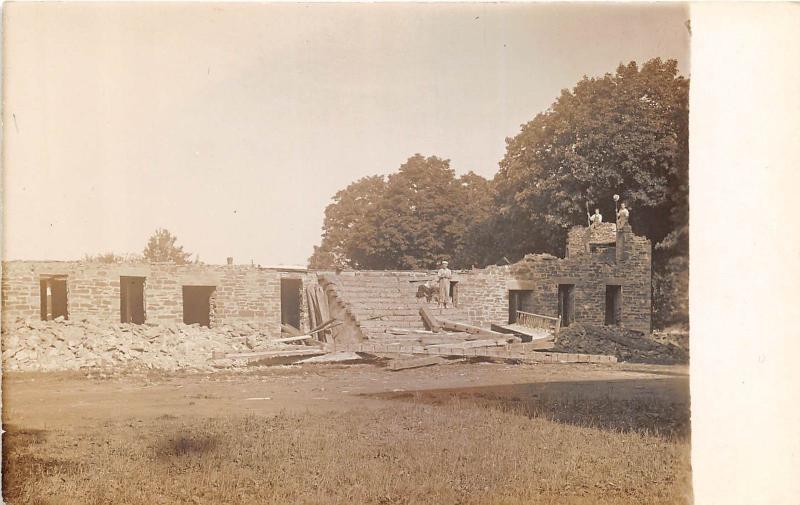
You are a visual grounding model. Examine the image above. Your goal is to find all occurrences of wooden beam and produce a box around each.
[425,338,512,350]
[334,342,616,364]
[218,348,324,360]
[419,306,442,332]
[419,335,472,346]
[388,356,447,371]
[439,319,509,339]
[281,323,304,336]
[272,334,316,344]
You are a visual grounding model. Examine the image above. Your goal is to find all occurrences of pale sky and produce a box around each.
[3,2,689,266]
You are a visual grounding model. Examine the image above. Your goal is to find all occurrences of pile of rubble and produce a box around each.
[651,327,690,353]
[1,318,299,372]
[553,324,689,365]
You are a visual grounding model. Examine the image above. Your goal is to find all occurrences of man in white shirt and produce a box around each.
[589,208,603,228]
[437,261,452,308]
[617,203,630,229]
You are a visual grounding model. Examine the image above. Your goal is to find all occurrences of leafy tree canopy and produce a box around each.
[309,155,492,270]
[494,58,688,259]
[142,228,192,264]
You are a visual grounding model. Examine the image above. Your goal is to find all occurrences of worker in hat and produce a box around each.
[437,260,452,308]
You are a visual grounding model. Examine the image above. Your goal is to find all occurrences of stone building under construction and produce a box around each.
[1,223,651,339]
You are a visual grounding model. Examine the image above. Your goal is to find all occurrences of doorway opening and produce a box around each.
[40,275,68,321]
[280,278,303,330]
[183,285,216,327]
[448,281,459,307]
[557,284,575,327]
[508,290,533,323]
[605,285,622,325]
[120,276,146,324]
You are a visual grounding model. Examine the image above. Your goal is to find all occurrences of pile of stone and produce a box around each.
[1,318,296,372]
[553,324,689,365]
[651,327,690,353]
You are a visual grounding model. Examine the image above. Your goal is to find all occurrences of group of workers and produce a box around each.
[432,202,630,309]
[588,202,630,229]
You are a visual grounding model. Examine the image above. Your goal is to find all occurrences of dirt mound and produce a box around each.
[1,318,294,372]
[553,324,688,364]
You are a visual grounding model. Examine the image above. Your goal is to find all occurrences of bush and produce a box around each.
[652,255,689,329]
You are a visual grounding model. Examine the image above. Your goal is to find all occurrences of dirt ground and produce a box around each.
[2,361,691,504]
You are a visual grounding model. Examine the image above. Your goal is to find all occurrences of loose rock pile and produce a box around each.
[553,324,688,364]
[1,318,295,372]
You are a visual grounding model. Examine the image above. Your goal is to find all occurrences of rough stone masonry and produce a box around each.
[1,262,316,335]
[1,223,651,343]
[318,223,652,335]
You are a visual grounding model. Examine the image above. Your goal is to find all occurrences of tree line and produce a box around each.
[309,58,689,328]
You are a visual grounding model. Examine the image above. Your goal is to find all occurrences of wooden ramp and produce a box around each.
[492,311,561,348]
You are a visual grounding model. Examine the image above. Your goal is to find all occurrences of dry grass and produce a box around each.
[4,400,690,505]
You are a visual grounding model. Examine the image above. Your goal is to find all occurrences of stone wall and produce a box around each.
[456,225,652,333]
[2,226,651,335]
[452,266,511,328]
[1,261,315,335]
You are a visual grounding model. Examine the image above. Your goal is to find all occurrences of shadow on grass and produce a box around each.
[372,377,690,439]
[155,433,220,459]
[3,424,82,504]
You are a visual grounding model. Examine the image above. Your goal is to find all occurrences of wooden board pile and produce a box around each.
[330,307,616,368]
[209,309,617,370]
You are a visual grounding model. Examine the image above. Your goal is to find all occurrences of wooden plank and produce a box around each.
[334,342,615,363]
[439,319,508,339]
[508,340,555,351]
[425,338,510,350]
[220,348,324,360]
[281,323,304,336]
[492,323,553,341]
[388,356,447,371]
[419,306,442,332]
[272,334,315,344]
[419,335,472,346]
[516,310,560,321]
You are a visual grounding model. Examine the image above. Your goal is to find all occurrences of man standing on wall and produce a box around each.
[437,260,452,308]
[589,208,603,228]
[617,203,630,229]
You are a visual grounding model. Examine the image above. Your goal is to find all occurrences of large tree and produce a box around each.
[493,58,689,258]
[309,155,492,270]
[308,175,387,269]
[142,228,192,264]
[490,58,689,326]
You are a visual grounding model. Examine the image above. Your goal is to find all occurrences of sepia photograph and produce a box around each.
[1,2,697,503]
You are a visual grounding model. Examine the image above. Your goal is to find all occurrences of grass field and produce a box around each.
[4,397,691,505]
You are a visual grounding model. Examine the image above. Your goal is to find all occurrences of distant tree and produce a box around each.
[308,175,387,270]
[309,155,492,270]
[83,252,125,264]
[449,171,495,268]
[142,228,191,264]
[82,252,142,263]
[307,245,339,270]
[370,155,462,269]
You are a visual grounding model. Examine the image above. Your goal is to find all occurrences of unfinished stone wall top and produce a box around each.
[0,261,305,335]
[459,226,652,333]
